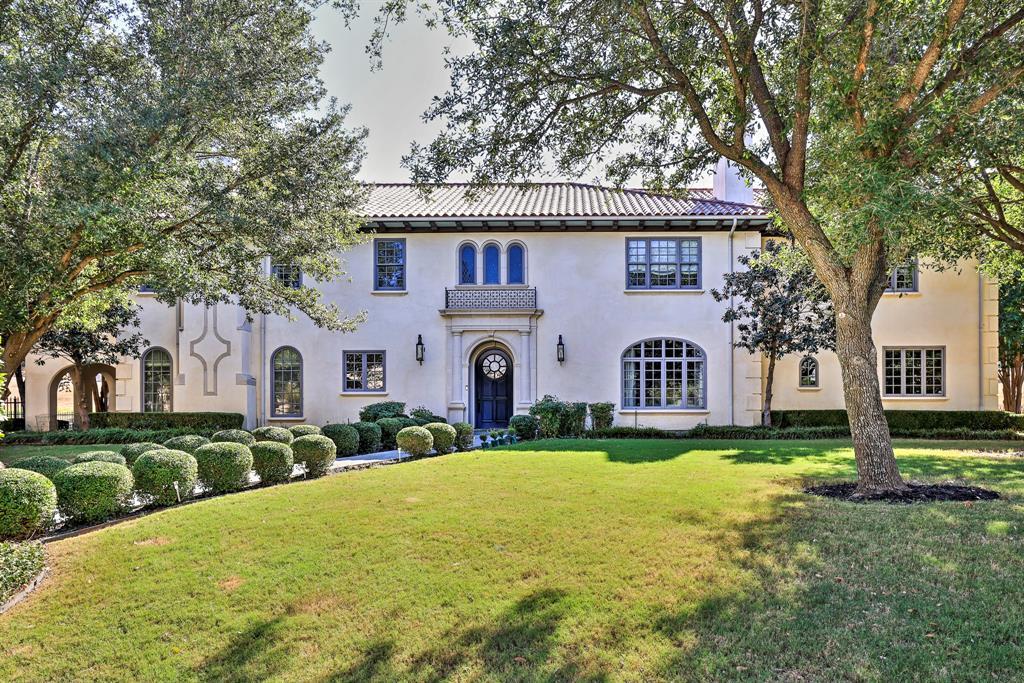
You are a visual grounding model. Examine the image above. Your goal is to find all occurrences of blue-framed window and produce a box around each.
[884,347,944,396]
[622,338,706,409]
[626,238,701,289]
[508,244,525,284]
[484,244,500,284]
[459,244,477,284]
[343,351,385,392]
[885,259,918,293]
[271,262,302,289]
[374,238,406,291]
[271,347,303,417]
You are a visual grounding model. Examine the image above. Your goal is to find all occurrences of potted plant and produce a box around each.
[479,433,489,448]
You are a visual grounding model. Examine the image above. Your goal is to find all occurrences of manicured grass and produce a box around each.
[1,439,1023,681]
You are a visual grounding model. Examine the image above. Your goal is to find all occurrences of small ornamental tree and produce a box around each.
[998,280,1024,413]
[33,303,146,429]
[712,242,835,426]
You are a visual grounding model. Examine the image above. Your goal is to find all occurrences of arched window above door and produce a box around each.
[484,244,500,284]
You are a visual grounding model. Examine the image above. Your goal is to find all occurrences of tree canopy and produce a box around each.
[0,0,368,386]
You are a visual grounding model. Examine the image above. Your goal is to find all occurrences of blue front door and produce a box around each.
[475,350,512,428]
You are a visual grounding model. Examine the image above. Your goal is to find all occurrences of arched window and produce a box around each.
[622,338,706,409]
[484,244,500,284]
[459,244,477,284]
[508,244,525,284]
[271,347,303,417]
[142,348,173,413]
[799,357,819,388]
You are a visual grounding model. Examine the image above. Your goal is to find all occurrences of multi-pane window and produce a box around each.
[626,238,701,289]
[886,260,918,292]
[799,357,819,388]
[142,348,173,413]
[459,244,476,284]
[374,239,406,290]
[508,244,525,284]
[884,347,944,396]
[271,262,302,289]
[484,244,500,284]
[622,338,706,409]
[344,351,385,392]
[271,347,302,417]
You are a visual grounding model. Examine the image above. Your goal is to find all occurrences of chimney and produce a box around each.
[712,157,754,205]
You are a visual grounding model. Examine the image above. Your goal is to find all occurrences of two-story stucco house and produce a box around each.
[17,162,1000,431]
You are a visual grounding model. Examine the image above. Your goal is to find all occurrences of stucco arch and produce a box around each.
[46,363,117,430]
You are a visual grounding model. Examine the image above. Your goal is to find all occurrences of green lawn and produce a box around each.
[1,439,1023,682]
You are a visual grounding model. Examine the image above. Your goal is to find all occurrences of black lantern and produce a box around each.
[556,334,565,363]
[415,334,425,365]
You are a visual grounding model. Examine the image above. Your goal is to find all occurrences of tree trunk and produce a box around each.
[72,365,90,430]
[835,301,906,494]
[999,353,1024,413]
[762,355,776,427]
[0,330,43,398]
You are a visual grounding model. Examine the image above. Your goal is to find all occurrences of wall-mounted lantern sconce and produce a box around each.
[556,334,565,364]
[415,334,425,365]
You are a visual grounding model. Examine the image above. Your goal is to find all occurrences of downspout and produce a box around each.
[728,218,738,425]
[260,315,267,425]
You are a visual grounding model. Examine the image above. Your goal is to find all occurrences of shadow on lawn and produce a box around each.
[197,616,291,683]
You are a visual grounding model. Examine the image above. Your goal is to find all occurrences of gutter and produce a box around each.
[728,218,738,425]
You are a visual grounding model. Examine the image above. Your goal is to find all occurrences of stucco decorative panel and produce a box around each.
[189,307,232,396]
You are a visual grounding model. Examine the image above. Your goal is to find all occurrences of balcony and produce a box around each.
[444,287,537,310]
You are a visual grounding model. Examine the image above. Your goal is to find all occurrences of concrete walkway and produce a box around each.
[328,433,495,472]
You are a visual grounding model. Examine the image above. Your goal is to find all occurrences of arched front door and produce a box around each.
[475,349,513,429]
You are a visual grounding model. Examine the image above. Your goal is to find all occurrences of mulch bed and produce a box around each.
[806,482,1000,504]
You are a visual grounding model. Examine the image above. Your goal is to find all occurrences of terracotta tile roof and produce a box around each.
[363,183,767,220]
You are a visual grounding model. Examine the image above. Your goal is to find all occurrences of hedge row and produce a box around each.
[88,412,244,430]
[1,541,45,606]
[1,427,217,446]
[771,409,1024,431]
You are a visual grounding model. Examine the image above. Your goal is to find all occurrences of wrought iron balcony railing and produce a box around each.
[444,287,537,310]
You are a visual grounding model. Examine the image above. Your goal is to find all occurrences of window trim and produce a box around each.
[620,337,707,410]
[885,259,918,293]
[373,238,407,292]
[342,350,387,393]
[270,346,303,418]
[271,261,303,290]
[140,347,173,413]
[882,345,945,397]
[624,237,703,290]
[798,356,819,388]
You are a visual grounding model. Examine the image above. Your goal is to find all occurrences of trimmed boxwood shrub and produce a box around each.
[0,469,57,540]
[359,401,406,422]
[352,421,383,454]
[12,455,70,481]
[120,442,164,466]
[322,424,360,457]
[252,425,294,444]
[509,415,540,440]
[453,422,474,451]
[376,417,405,450]
[250,442,294,485]
[289,424,321,438]
[588,403,615,431]
[291,435,336,477]
[53,461,134,524]
[396,426,433,456]
[89,411,243,430]
[583,426,683,439]
[162,434,210,454]
[133,450,199,506]
[72,450,126,466]
[211,429,256,446]
[424,423,456,453]
[192,443,253,493]
[1,541,46,604]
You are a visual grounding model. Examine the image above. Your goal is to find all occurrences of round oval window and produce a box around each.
[481,353,508,380]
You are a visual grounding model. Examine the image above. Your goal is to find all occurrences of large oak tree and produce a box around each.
[378,0,1024,493]
[0,0,368,393]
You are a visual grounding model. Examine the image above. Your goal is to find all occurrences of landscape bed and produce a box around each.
[0,438,1022,681]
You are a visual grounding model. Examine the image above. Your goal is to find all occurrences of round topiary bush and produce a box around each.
[120,442,165,466]
[211,429,256,446]
[509,414,541,440]
[424,423,457,453]
[72,450,126,466]
[396,426,434,456]
[192,442,253,493]
[376,417,405,450]
[289,424,322,438]
[162,434,211,454]
[12,455,71,481]
[53,461,134,524]
[250,442,294,485]
[291,435,336,477]
[322,424,360,457]
[252,425,294,444]
[452,422,474,451]
[133,450,198,507]
[0,468,57,540]
[352,421,383,454]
